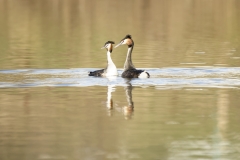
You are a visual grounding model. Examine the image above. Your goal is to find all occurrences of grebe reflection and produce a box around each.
[123,79,134,119]
[106,84,115,110]
[106,76,117,116]
[105,78,134,119]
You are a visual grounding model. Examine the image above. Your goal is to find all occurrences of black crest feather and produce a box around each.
[124,34,132,39]
[105,41,115,45]
[121,34,132,41]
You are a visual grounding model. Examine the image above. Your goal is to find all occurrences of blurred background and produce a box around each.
[0,0,239,69]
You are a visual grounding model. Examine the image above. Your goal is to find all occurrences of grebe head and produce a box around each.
[101,41,115,53]
[114,34,133,48]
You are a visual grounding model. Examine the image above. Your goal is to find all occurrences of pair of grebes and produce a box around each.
[89,35,150,78]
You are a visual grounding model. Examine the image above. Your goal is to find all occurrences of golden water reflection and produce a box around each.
[0,86,240,159]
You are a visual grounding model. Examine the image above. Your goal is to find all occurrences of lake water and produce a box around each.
[0,0,240,160]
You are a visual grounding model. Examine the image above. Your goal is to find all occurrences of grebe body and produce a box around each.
[114,35,150,78]
[89,41,118,77]
[121,68,150,78]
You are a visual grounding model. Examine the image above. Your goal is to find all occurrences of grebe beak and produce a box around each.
[101,46,105,49]
[114,41,123,48]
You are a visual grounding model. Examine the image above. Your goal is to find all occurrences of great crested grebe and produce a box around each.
[114,35,150,78]
[89,41,118,77]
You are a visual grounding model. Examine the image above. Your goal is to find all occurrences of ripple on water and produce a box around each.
[0,67,240,88]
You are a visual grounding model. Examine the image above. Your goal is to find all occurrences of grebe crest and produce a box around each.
[115,34,134,48]
[102,41,115,52]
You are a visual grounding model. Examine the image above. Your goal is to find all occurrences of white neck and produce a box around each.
[107,51,115,66]
[106,51,118,76]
